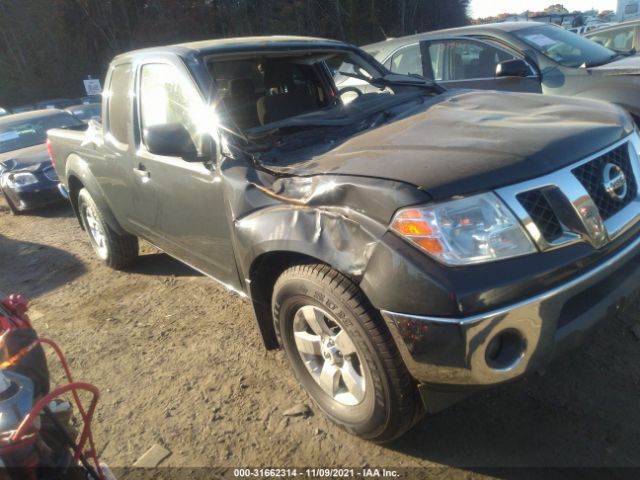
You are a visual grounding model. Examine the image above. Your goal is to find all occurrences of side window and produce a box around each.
[389,44,423,76]
[448,40,517,80]
[590,27,634,51]
[139,63,203,150]
[107,64,133,145]
[426,42,446,81]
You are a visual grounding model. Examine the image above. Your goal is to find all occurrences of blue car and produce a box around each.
[0,110,84,215]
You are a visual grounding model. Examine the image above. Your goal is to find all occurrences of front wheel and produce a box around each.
[272,264,423,442]
[77,188,138,269]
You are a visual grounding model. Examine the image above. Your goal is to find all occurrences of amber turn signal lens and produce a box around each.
[414,237,444,254]
[391,220,433,236]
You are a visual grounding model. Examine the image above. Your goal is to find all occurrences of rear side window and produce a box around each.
[389,44,423,76]
[589,27,635,51]
[427,42,446,81]
[108,64,133,145]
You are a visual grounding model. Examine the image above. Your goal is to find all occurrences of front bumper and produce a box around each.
[380,231,640,388]
[3,182,64,211]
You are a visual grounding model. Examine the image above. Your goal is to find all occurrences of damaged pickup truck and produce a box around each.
[48,36,640,442]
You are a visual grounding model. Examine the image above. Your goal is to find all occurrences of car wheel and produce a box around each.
[272,263,423,442]
[1,189,23,216]
[77,188,138,269]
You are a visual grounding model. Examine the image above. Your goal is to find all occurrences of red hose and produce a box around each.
[0,337,105,480]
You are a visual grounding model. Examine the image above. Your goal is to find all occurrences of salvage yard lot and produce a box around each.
[1,199,639,475]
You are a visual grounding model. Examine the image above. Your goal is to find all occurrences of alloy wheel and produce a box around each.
[84,204,108,259]
[292,305,366,406]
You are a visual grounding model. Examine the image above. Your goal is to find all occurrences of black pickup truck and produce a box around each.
[48,36,640,442]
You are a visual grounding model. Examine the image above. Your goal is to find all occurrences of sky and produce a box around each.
[471,0,618,18]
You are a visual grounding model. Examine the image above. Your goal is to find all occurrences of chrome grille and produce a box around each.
[496,134,640,252]
[43,166,58,182]
[572,144,637,220]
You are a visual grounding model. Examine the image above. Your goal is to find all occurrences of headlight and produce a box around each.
[390,192,536,266]
[4,172,38,188]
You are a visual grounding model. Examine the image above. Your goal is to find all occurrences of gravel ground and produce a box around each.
[1,199,639,478]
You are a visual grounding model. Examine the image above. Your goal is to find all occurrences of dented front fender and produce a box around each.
[222,157,429,283]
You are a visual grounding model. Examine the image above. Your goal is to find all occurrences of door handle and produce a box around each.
[133,165,150,180]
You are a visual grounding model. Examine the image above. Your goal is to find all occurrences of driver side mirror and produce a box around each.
[144,123,199,161]
[496,59,531,78]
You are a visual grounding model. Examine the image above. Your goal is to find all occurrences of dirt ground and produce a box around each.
[1,198,639,478]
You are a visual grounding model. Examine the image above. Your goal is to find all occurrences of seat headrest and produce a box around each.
[263,61,296,90]
[230,78,255,99]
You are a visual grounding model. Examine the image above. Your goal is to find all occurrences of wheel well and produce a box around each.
[67,175,84,226]
[249,251,334,350]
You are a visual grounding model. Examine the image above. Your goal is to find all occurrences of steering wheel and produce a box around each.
[337,86,364,103]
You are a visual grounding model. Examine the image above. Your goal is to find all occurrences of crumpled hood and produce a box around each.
[279,90,633,200]
[590,54,640,75]
[0,144,50,173]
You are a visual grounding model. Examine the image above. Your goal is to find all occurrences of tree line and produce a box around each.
[0,0,470,107]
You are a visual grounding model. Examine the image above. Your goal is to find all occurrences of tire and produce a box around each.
[77,188,138,269]
[2,189,22,216]
[272,264,423,442]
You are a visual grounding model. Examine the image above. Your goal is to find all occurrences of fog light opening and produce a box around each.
[485,329,526,371]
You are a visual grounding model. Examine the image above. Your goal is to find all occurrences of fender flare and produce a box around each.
[65,154,128,236]
[237,205,387,284]
[235,205,387,350]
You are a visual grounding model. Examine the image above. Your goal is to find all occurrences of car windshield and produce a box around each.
[513,24,618,67]
[0,113,82,153]
[206,48,436,137]
[69,104,101,121]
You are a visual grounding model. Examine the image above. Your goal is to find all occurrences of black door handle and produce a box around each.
[133,164,150,180]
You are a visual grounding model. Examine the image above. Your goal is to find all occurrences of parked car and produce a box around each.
[568,25,599,35]
[34,98,80,110]
[363,22,640,125]
[0,109,84,214]
[79,94,102,105]
[586,20,639,53]
[11,105,34,114]
[66,103,101,124]
[49,36,640,442]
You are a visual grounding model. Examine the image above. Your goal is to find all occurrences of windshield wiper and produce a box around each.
[613,47,636,57]
[339,70,442,92]
[338,70,386,88]
[586,53,624,68]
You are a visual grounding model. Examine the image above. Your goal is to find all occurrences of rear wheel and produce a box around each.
[77,188,138,269]
[272,264,423,442]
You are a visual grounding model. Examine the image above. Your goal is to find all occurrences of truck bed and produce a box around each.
[48,123,96,186]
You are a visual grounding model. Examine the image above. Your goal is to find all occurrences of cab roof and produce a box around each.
[114,35,353,62]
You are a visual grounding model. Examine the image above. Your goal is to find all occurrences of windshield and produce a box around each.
[327,52,380,86]
[0,113,82,153]
[206,48,435,136]
[68,104,101,122]
[513,24,617,67]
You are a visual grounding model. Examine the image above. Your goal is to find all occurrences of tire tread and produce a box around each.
[274,263,423,442]
[78,189,138,270]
